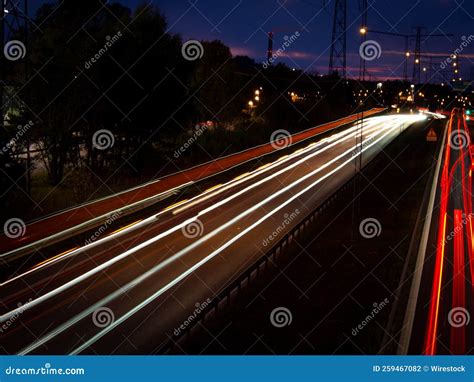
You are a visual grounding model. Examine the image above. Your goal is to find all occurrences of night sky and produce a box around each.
[31,0,474,80]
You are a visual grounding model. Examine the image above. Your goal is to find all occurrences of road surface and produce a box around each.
[0,108,385,258]
[417,109,473,355]
[0,113,426,355]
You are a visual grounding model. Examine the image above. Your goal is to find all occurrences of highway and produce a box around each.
[0,108,385,259]
[0,113,426,355]
[421,109,473,355]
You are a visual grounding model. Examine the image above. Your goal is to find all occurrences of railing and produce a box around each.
[160,175,357,354]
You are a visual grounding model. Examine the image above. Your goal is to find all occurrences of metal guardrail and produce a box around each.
[160,175,356,354]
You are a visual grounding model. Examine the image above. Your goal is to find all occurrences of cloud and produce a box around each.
[229,46,257,57]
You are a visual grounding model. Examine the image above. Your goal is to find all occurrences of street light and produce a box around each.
[360,27,367,35]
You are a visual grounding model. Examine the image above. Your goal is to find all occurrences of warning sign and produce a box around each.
[426,128,437,142]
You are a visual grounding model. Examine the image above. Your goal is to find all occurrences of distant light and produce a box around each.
[405,52,410,57]
[360,27,367,35]
[248,100,254,107]
[415,59,420,64]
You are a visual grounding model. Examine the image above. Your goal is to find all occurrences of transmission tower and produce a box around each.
[359,0,368,81]
[328,0,347,78]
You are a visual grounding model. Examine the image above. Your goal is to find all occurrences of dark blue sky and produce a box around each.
[30,0,474,80]
[155,0,474,80]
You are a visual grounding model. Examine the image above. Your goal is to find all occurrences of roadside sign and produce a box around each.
[426,128,437,142]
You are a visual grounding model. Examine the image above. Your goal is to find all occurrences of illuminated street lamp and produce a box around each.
[359,27,367,35]
[405,52,410,57]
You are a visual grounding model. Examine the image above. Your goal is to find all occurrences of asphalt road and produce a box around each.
[0,108,385,258]
[0,113,426,355]
[409,109,473,355]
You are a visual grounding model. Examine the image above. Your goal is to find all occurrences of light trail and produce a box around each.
[423,109,455,355]
[3,116,421,321]
[68,115,421,355]
[13,115,424,354]
[451,209,466,354]
[1,117,386,288]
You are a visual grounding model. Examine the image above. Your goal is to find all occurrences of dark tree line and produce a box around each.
[0,0,361,218]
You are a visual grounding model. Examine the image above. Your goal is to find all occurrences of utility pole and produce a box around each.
[359,0,368,81]
[412,27,423,84]
[329,0,347,78]
[404,36,409,82]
